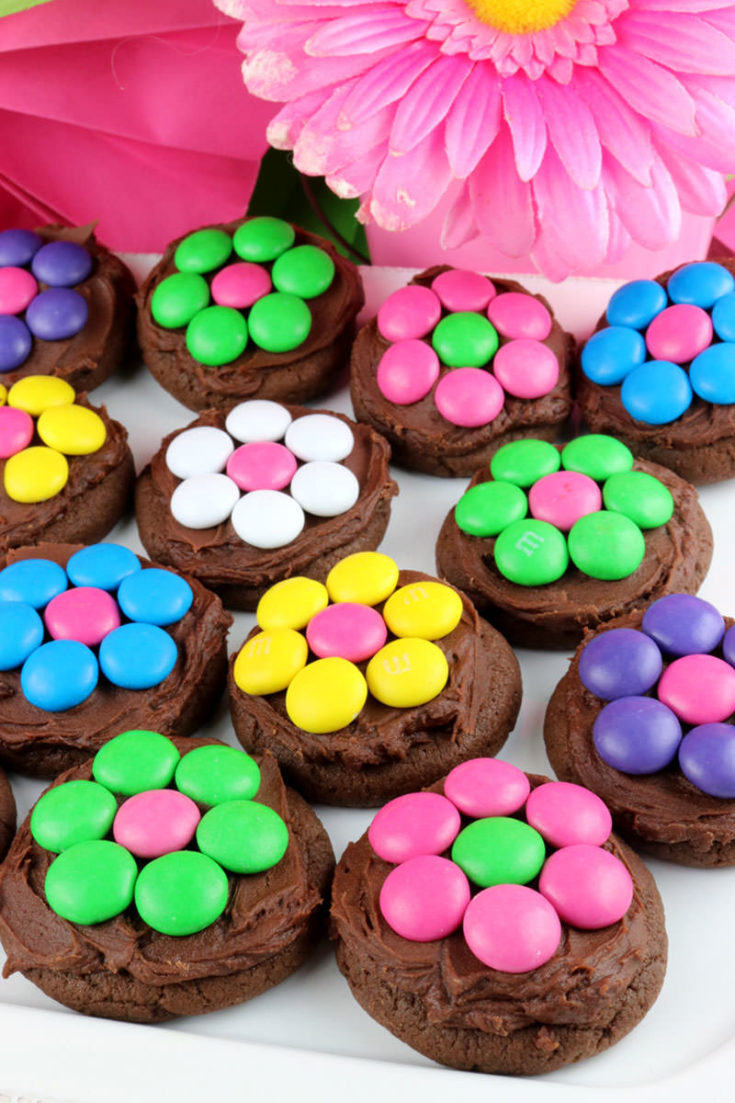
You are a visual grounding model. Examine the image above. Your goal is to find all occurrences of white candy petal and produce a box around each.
[170,473,240,530]
[231,490,305,549]
[225,400,292,443]
[165,426,234,479]
[290,461,360,517]
[284,413,354,462]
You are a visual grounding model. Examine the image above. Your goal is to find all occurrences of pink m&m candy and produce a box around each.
[658,654,735,725]
[434,368,504,428]
[377,285,442,342]
[376,340,440,405]
[645,304,713,363]
[539,845,633,929]
[44,586,120,647]
[492,339,559,399]
[306,601,387,663]
[525,782,612,848]
[113,789,201,859]
[0,267,37,315]
[463,884,561,973]
[369,792,461,863]
[226,441,297,491]
[211,262,271,309]
[487,294,552,341]
[529,471,602,532]
[0,405,34,459]
[444,758,530,818]
[431,270,495,313]
[379,854,470,941]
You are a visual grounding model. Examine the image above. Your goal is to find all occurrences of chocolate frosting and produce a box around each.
[0,747,325,987]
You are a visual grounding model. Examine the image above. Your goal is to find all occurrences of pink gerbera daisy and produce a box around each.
[215,0,735,278]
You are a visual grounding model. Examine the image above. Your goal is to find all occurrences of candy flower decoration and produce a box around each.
[166,402,359,548]
[376,272,558,427]
[233,552,464,734]
[150,218,335,367]
[0,375,106,503]
[581,594,735,800]
[454,435,673,584]
[369,759,633,972]
[582,262,735,425]
[0,544,193,711]
[217,0,735,280]
[30,730,288,934]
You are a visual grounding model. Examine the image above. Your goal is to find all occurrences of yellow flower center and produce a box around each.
[464,0,576,33]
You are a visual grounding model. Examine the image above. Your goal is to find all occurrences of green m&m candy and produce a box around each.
[568,510,645,580]
[490,440,561,488]
[455,480,528,537]
[175,745,261,806]
[233,217,295,263]
[248,292,311,353]
[196,800,288,874]
[432,313,499,368]
[186,306,248,366]
[494,519,569,586]
[451,817,546,888]
[151,272,210,329]
[272,245,335,299]
[31,780,117,853]
[602,470,674,529]
[93,730,180,796]
[45,840,137,925]
[561,435,633,481]
[134,850,229,936]
[174,228,233,274]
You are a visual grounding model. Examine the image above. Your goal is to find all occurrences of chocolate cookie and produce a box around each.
[229,553,521,806]
[0,733,334,1022]
[136,402,397,610]
[137,217,364,412]
[0,765,15,861]
[0,225,135,392]
[578,259,735,484]
[0,377,134,553]
[545,593,735,866]
[331,761,667,1076]
[0,543,231,777]
[350,266,573,476]
[436,435,712,649]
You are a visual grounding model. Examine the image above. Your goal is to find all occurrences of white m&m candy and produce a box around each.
[290,462,359,517]
[231,490,305,549]
[284,414,354,462]
[165,426,234,479]
[225,400,293,443]
[170,473,240,529]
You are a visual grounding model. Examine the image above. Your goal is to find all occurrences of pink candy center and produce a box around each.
[463,884,562,973]
[487,293,552,341]
[306,601,387,664]
[539,845,633,929]
[211,262,271,309]
[434,367,504,428]
[529,471,602,531]
[377,285,442,342]
[369,792,461,863]
[113,789,201,859]
[226,441,297,491]
[44,586,121,647]
[525,782,612,848]
[379,855,470,942]
[431,270,495,313]
[0,266,37,315]
[444,758,529,818]
[645,303,713,363]
[376,340,440,405]
[0,405,34,459]
[658,653,735,725]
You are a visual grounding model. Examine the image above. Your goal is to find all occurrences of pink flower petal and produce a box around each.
[327,140,388,198]
[306,8,428,56]
[597,44,698,135]
[371,127,452,230]
[445,65,501,179]
[469,126,536,256]
[604,154,682,249]
[317,104,394,175]
[606,213,632,265]
[634,0,735,9]
[502,75,547,182]
[576,69,654,186]
[266,88,337,148]
[441,184,479,249]
[341,39,435,124]
[535,76,602,189]
[619,10,735,75]
[532,147,609,270]
[390,55,472,153]
[657,146,727,215]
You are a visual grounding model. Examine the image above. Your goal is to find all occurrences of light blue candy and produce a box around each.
[117,568,193,627]
[99,623,177,689]
[21,640,98,711]
[667,262,734,309]
[606,280,667,330]
[621,361,693,425]
[690,343,735,404]
[712,292,735,342]
[0,602,44,671]
[0,559,67,608]
[581,326,647,386]
[66,543,142,592]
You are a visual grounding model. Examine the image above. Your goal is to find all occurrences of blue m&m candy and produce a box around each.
[21,639,99,710]
[605,280,667,330]
[689,344,735,405]
[26,288,88,341]
[580,327,646,386]
[667,261,734,309]
[711,292,735,342]
[99,623,177,689]
[642,594,725,656]
[579,628,663,699]
[0,602,44,670]
[0,316,32,372]
[31,241,92,288]
[117,569,193,627]
[593,696,682,774]
[0,559,67,607]
[679,723,735,798]
[66,543,142,592]
[620,360,692,424]
[0,229,42,268]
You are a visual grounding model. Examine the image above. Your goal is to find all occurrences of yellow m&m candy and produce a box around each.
[4,446,69,503]
[233,629,308,696]
[286,657,367,733]
[257,577,329,631]
[0,384,6,406]
[367,638,448,709]
[326,552,399,606]
[7,375,75,416]
[383,581,463,641]
[37,404,107,455]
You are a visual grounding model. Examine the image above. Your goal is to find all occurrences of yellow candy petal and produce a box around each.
[326,552,399,606]
[286,657,367,733]
[37,404,107,456]
[8,375,75,416]
[383,581,463,641]
[4,446,69,503]
[367,638,449,709]
[233,629,308,695]
[256,577,329,631]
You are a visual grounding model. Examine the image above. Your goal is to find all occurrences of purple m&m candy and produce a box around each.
[642,593,725,656]
[579,628,663,700]
[593,696,683,774]
[26,289,88,341]
[679,723,735,798]
[0,229,42,268]
[31,241,92,287]
[0,315,32,371]
[723,625,735,668]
